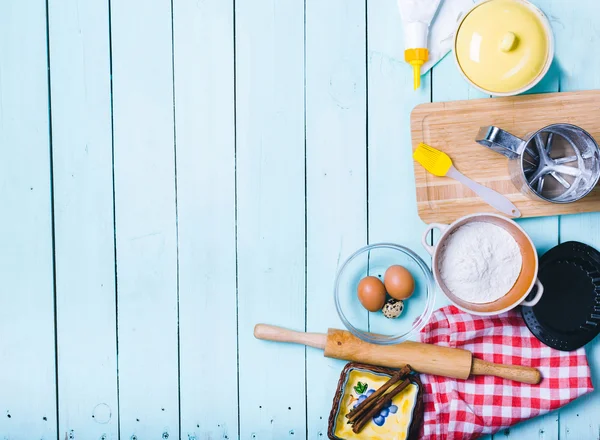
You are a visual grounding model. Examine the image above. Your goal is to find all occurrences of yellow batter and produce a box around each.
[455,0,551,93]
[333,369,419,440]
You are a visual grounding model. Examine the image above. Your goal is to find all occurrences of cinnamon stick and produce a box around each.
[346,371,402,423]
[352,378,411,434]
[346,364,412,423]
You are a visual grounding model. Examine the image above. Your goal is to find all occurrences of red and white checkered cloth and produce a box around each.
[418,306,593,440]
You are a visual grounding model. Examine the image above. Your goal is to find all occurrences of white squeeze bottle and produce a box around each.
[397,0,443,89]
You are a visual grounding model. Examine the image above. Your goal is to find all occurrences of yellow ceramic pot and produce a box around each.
[453,0,554,96]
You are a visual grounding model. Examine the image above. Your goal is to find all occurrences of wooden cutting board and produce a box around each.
[410,90,600,224]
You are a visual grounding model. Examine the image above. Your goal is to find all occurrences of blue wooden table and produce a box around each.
[1,0,599,439]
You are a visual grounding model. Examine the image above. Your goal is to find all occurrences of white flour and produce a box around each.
[438,222,522,304]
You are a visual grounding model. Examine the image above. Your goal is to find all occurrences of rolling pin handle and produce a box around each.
[254,324,327,350]
[471,358,542,385]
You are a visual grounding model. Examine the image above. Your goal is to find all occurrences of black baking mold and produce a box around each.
[521,241,600,351]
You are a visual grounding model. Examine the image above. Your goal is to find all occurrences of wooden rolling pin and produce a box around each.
[254,324,542,385]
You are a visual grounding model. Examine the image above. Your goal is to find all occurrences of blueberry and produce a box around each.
[366,389,376,397]
[379,408,389,417]
[388,405,398,414]
[373,415,385,426]
[358,395,367,403]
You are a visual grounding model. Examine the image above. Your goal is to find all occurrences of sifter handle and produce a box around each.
[471,358,542,385]
[476,126,525,159]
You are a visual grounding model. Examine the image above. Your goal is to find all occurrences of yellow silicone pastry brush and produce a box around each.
[414,143,521,218]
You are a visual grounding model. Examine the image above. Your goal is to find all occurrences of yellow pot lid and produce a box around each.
[455,0,552,94]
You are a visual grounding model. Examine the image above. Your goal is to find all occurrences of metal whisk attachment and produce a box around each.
[522,127,597,202]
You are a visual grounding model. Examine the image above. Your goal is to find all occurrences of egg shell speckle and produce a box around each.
[382,298,404,319]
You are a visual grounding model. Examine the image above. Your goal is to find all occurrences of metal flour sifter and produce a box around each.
[476,123,600,203]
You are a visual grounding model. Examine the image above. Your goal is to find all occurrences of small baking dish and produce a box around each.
[327,362,423,440]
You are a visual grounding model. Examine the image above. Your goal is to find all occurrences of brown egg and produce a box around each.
[357,276,387,312]
[384,265,415,300]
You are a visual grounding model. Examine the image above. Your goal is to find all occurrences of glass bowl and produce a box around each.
[334,243,436,345]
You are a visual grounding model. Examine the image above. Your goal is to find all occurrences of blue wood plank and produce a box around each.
[547,0,600,438]
[429,2,561,438]
[235,0,307,438]
[429,31,487,440]
[509,0,561,304]
[494,1,600,438]
[430,53,488,312]
[491,3,560,439]
[367,0,431,250]
[47,0,119,437]
[4,2,600,440]
[431,55,488,102]
[557,215,600,440]
[305,0,368,436]
[0,1,57,438]
[110,0,179,437]
[365,0,439,350]
[172,0,238,438]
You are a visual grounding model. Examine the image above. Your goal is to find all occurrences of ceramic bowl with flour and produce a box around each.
[422,213,543,316]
